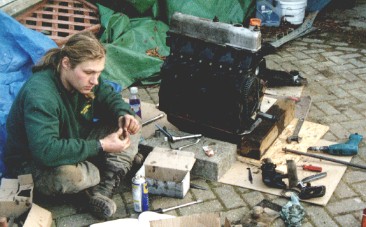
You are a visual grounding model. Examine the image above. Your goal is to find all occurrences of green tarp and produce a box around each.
[98,4,170,88]
[95,0,255,88]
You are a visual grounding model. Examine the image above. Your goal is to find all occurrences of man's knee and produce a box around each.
[34,162,100,195]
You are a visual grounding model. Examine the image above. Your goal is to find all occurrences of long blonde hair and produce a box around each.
[33,31,106,73]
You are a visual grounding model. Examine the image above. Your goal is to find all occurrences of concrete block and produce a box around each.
[141,129,237,182]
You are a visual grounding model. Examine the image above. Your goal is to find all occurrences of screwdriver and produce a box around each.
[300,165,322,172]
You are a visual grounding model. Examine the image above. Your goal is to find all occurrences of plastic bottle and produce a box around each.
[129,87,142,118]
[255,0,281,27]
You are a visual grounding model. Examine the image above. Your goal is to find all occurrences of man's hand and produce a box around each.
[99,128,130,153]
[118,114,141,135]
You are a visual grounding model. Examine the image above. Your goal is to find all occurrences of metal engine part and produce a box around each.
[159,12,266,138]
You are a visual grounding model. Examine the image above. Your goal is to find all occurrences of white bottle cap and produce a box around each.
[130,87,138,94]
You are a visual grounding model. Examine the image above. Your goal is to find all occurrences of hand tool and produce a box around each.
[283,148,366,170]
[239,118,262,135]
[151,200,203,213]
[190,183,207,190]
[177,138,201,151]
[142,113,165,127]
[300,165,322,172]
[295,172,327,199]
[308,133,363,156]
[155,124,202,142]
[286,117,305,143]
[286,96,311,144]
[247,167,253,184]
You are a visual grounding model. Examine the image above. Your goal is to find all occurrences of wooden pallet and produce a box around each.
[16,0,100,46]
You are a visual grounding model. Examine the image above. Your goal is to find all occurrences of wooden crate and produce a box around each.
[16,0,101,46]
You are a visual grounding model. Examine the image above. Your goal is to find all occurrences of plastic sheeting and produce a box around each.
[0,11,57,178]
[97,4,170,87]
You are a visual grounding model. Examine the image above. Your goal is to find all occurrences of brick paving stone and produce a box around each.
[328,123,353,139]
[190,179,217,200]
[220,206,250,225]
[150,193,194,212]
[213,184,245,209]
[242,191,266,208]
[335,214,360,227]
[331,63,357,72]
[310,43,333,49]
[303,49,326,54]
[314,102,341,115]
[353,181,366,198]
[45,204,78,219]
[328,86,350,98]
[179,200,223,216]
[321,51,344,57]
[352,67,366,75]
[340,119,366,130]
[329,41,349,47]
[322,132,338,141]
[113,195,129,219]
[302,38,325,44]
[340,53,362,59]
[340,108,365,120]
[334,180,357,199]
[306,206,338,227]
[56,213,97,227]
[327,197,365,215]
[327,56,347,65]
[335,46,359,52]
[348,58,366,67]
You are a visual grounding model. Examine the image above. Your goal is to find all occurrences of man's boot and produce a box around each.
[86,170,124,219]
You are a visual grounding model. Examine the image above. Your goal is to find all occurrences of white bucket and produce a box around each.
[279,0,307,25]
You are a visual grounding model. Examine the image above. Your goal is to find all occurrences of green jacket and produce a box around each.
[5,68,134,168]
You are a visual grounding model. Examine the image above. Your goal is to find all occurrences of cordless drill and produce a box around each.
[308,133,363,156]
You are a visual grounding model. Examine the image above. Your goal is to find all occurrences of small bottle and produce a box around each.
[129,87,142,118]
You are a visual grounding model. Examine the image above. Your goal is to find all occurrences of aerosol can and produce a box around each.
[132,175,149,212]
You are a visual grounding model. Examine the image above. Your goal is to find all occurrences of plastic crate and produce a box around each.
[16,0,100,46]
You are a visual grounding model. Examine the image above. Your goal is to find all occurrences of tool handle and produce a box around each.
[151,208,164,213]
[299,185,326,200]
[303,165,322,172]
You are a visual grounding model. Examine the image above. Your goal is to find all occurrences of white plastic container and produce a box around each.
[278,0,307,25]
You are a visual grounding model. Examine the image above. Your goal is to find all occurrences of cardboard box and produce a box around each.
[0,174,52,227]
[136,147,196,198]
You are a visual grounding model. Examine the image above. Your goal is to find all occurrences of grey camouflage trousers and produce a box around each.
[27,122,141,196]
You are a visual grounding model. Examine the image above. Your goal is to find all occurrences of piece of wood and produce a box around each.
[23,204,52,227]
[238,98,295,160]
[237,120,329,171]
[1,0,41,16]
[219,139,350,206]
[15,0,100,46]
[265,85,304,98]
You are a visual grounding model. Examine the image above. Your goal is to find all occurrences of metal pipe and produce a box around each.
[283,148,366,170]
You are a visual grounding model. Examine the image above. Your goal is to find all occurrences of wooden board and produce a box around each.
[238,98,295,160]
[237,119,329,172]
[218,140,351,206]
[265,85,304,98]
[15,0,100,46]
[1,0,41,16]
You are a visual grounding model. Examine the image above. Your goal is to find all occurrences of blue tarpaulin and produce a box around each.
[0,10,57,178]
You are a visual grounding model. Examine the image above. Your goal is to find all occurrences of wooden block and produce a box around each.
[238,98,295,160]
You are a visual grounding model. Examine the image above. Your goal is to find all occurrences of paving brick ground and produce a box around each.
[36,2,366,227]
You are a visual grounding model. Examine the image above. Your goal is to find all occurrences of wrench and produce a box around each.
[286,117,304,143]
[286,96,311,144]
[155,124,202,142]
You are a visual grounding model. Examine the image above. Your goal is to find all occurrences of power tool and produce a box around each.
[308,133,363,156]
